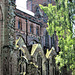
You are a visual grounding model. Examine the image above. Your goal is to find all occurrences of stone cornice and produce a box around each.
[16,12,43,26]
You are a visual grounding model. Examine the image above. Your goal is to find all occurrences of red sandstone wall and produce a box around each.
[15,16,41,36]
[32,0,47,5]
[27,0,55,13]
[27,1,32,11]
[15,16,26,32]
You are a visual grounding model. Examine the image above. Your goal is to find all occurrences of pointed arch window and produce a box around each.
[36,7,39,13]
[18,19,22,30]
[45,31,49,47]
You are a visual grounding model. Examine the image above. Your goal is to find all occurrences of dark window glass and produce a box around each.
[18,20,22,30]
[36,7,39,13]
[22,53,24,56]
[45,31,49,47]
[19,50,21,57]
[36,27,39,35]
[30,25,33,33]
[20,64,21,72]
[18,21,20,29]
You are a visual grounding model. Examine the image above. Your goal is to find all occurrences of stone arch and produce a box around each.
[46,48,57,75]
[34,4,43,18]
[28,39,39,45]
[14,35,31,74]
[31,44,46,75]
[16,34,26,44]
[31,44,44,59]
[16,35,31,60]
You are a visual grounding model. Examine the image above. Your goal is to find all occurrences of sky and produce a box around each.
[16,0,27,10]
[16,0,34,16]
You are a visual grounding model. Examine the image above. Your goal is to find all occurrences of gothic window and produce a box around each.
[36,7,39,13]
[45,31,49,47]
[30,24,33,33]
[51,34,55,47]
[35,7,42,18]
[18,19,22,30]
[36,27,39,35]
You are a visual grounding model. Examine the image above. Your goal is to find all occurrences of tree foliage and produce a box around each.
[39,0,75,72]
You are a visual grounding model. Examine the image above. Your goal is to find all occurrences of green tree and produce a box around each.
[39,0,75,73]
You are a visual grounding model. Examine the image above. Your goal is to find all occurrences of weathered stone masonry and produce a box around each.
[0,0,60,75]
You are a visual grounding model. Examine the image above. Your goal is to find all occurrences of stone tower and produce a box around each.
[0,0,15,75]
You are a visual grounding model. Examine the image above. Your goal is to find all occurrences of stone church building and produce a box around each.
[0,0,62,75]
